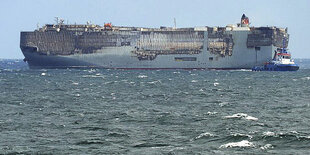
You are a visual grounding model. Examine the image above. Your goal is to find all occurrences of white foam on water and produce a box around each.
[219,140,254,148]
[245,115,258,121]
[104,81,114,84]
[262,131,276,136]
[207,111,218,115]
[191,132,215,141]
[79,113,85,117]
[231,133,253,139]
[138,75,148,78]
[239,69,251,72]
[82,75,104,78]
[224,113,258,121]
[290,130,298,134]
[88,69,97,73]
[301,77,310,80]
[191,80,198,83]
[147,80,161,84]
[213,82,219,86]
[72,82,79,85]
[260,144,273,150]
[219,102,229,107]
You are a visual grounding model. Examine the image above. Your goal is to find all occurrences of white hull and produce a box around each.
[23,41,275,69]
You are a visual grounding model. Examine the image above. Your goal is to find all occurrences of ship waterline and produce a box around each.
[20,14,288,69]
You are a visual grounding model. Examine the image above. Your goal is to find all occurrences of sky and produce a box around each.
[0,0,309,59]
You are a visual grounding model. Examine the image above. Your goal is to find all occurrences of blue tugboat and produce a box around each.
[252,40,299,71]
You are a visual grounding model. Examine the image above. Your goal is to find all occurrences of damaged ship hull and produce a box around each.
[20,15,288,69]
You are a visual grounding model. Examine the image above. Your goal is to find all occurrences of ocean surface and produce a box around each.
[0,59,310,154]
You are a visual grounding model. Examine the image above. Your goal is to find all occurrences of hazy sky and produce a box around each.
[1,0,309,59]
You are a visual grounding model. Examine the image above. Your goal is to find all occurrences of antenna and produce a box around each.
[282,34,287,53]
[55,17,59,24]
[174,18,176,28]
[59,19,64,25]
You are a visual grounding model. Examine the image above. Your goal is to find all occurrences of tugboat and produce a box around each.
[252,40,299,71]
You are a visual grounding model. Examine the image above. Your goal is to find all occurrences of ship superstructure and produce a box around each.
[20,14,290,69]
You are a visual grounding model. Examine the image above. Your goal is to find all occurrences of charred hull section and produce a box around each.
[20,15,290,69]
[22,49,96,69]
[247,27,289,48]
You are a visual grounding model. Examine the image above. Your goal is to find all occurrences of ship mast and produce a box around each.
[174,18,176,29]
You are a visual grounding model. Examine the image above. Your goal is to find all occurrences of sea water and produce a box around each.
[0,59,310,154]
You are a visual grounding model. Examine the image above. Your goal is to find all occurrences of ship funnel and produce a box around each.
[241,14,249,27]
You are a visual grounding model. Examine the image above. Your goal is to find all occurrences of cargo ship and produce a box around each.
[20,14,291,69]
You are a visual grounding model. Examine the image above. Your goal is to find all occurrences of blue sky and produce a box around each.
[1,0,309,58]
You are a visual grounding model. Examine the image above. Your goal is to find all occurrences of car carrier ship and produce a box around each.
[20,14,291,69]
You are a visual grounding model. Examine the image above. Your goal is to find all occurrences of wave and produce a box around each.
[301,77,310,80]
[262,131,276,137]
[137,75,148,78]
[72,82,79,85]
[82,75,104,78]
[207,111,218,115]
[230,133,253,139]
[224,113,258,121]
[191,132,215,141]
[133,143,170,148]
[262,131,310,141]
[213,82,219,86]
[260,144,274,150]
[219,102,230,107]
[107,132,129,137]
[219,140,255,148]
[75,140,108,145]
[147,80,161,84]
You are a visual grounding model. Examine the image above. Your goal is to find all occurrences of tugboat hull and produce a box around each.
[252,64,299,71]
